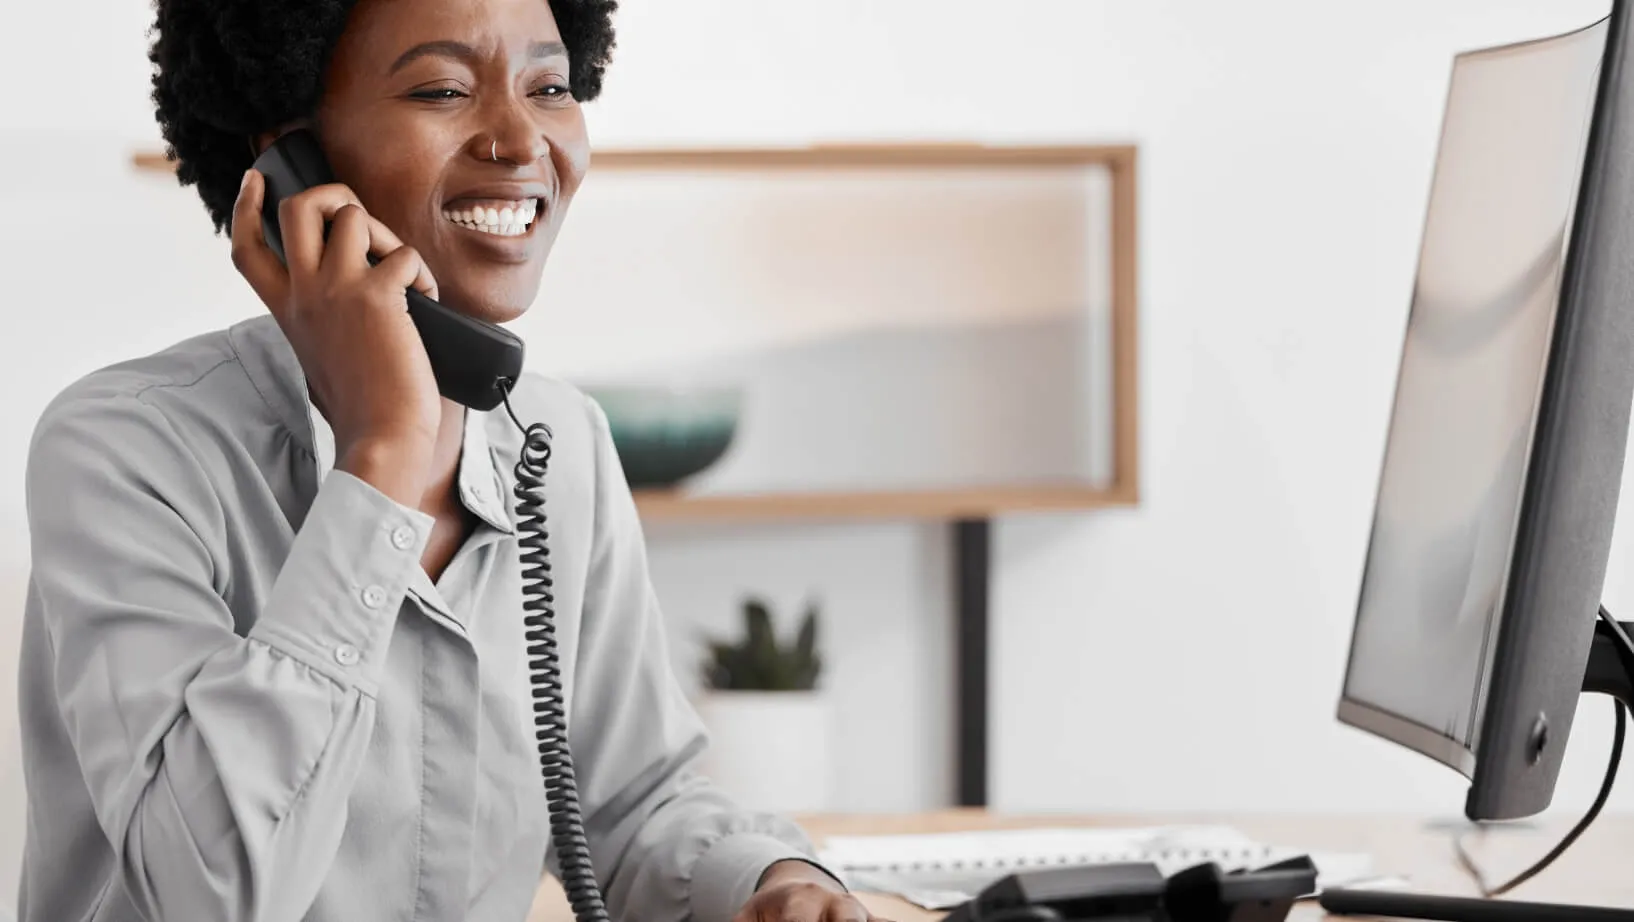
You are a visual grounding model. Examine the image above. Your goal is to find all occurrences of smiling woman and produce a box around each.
[157,0,604,324]
[12,2,871,922]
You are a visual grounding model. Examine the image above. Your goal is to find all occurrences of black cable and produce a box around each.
[978,906,1062,922]
[502,383,611,922]
[1455,699,1625,897]
[1601,604,1634,676]
[1452,605,1634,899]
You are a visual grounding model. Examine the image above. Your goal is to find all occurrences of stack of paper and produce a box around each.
[816,825,1405,910]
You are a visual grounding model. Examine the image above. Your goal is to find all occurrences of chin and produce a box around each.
[422,206,566,325]
[436,273,542,326]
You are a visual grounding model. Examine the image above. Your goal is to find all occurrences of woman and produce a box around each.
[15,1,872,921]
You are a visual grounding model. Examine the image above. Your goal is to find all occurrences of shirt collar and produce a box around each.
[304,398,515,536]
[227,314,514,535]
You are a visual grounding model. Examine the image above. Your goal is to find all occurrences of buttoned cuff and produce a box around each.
[247,470,433,696]
[690,833,834,922]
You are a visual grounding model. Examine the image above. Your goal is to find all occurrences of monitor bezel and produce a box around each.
[1336,698,1475,777]
[1464,0,1634,821]
[1335,5,1633,820]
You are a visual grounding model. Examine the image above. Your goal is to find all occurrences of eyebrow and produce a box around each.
[389,39,569,73]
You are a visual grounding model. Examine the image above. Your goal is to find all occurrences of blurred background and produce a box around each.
[1,0,1632,911]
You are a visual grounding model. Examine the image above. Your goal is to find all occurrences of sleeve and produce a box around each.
[562,394,843,922]
[24,391,434,922]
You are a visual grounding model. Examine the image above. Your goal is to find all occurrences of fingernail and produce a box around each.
[241,169,255,190]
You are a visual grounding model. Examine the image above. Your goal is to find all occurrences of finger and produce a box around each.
[363,217,436,300]
[371,245,433,305]
[730,900,769,922]
[229,169,291,311]
[775,886,831,922]
[320,203,371,286]
[404,245,438,300]
[277,182,363,278]
[310,203,438,300]
[822,896,870,922]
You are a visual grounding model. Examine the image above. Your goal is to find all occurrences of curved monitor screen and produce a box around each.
[1339,17,1607,774]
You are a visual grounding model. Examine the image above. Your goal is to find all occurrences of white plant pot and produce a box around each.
[697,690,833,813]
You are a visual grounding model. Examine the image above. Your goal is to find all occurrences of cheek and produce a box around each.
[331,149,444,240]
[374,176,446,245]
[550,117,591,196]
[557,147,589,193]
[366,160,436,211]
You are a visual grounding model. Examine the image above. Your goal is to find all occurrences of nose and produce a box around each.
[478,100,550,166]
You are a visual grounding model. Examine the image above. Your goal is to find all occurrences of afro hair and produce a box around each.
[148,0,616,234]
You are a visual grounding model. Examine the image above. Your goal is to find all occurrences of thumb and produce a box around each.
[373,245,436,303]
[229,169,292,311]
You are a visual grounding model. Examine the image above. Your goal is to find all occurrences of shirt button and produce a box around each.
[334,644,360,667]
[390,525,417,550]
[361,585,387,608]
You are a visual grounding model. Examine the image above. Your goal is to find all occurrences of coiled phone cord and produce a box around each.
[501,384,612,922]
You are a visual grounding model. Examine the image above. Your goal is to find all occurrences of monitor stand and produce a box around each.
[1318,617,1634,921]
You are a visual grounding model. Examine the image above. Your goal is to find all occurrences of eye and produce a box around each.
[409,87,468,102]
[531,82,574,103]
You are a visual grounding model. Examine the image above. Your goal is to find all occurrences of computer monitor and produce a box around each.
[1327,2,1634,919]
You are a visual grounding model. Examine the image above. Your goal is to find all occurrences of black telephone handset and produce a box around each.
[250,130,610,922]
[250,129,524,412]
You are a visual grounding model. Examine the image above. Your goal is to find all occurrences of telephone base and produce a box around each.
[939,855,1316,922]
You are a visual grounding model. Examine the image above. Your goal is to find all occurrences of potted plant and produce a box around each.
[695,596,833,812]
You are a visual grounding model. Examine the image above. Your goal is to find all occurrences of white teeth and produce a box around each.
[442,199,540,237]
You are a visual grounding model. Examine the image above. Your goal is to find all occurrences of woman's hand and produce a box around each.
[735,860,887,922]
[229,168,442,507]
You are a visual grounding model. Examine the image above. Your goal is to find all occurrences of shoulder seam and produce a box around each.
[223,327,292,444]
[129,354,240,403]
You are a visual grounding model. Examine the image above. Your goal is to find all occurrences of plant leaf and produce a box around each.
[795,653,821,691]
[745,598,775,651]
[796,604,818,662]
[698,596,829,690]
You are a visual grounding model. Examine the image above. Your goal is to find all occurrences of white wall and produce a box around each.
[595,0,1634,818]
[3,0,1634,908]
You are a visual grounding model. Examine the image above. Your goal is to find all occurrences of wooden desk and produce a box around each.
[528,810,1634,920]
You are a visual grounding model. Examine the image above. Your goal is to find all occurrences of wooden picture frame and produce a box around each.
[133,143,1139,524]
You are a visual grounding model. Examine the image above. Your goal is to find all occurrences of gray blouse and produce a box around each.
[15,314,820,922]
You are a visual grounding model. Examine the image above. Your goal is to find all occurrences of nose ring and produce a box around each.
[491,140,498,162]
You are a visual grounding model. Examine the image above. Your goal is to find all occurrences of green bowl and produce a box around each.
[584,385,742,489]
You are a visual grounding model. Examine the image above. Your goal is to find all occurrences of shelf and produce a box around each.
[630,484,1135,524]
[133,141,1142,528]
[132,142,1135,174]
